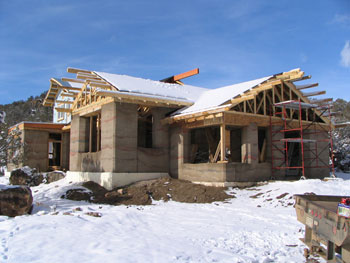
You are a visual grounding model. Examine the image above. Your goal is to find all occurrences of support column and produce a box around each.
[115,102,138,172]
[101,102,117,172]
[220,124,226,162]
[241,123,258,164]
[69,114,89,171]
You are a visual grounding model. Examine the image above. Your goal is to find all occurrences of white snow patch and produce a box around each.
[173,76,271,115]
[0,175,348,262]
[95,71,209,102]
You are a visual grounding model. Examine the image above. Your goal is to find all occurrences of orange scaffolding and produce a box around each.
[270,99,334,179]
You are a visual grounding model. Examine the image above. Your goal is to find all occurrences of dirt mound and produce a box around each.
[63,178,234,205]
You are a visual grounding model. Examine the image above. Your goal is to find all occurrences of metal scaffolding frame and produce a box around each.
[270,99,334,179]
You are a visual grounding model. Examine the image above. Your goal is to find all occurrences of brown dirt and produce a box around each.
[63,177,234,206]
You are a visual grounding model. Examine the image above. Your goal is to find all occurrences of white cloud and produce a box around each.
[333,14,350,25]
[341,41,350,67]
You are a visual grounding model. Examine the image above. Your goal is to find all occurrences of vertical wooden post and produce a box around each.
[272,86,275,116]
[289,86,293,118]
[220,124,226,162]
[97,114,100,151]
[89,116,93,152]
[263,90,266,116]
[254,95,256,114]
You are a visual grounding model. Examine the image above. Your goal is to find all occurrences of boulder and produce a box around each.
[62,189,92,202]
[9,167,43,186]
[45,171,65,184]
[0,185,33,217]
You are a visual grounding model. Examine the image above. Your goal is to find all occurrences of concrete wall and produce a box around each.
[115,102,138,172]
[71,102,171,174]
[304,130,330,179]
[169,125,190,179]
[61,132,70,171]
[70,114,89,171]
[241,123,259,164]
[23,130,49,172]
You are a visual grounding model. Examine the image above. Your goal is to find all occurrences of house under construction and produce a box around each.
[7,68,336,189]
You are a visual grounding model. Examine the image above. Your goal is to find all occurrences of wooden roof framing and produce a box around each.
[44,67,332,128]
[45,67,200,116]
[164,68,332,127]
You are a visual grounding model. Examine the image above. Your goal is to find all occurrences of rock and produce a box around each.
[44,171,65,184]
[85,212,102,217]
[276,193,289,199]
[62,189,92,202]
[117,188,125,195]
[82,181,107,195]
[0,185,33,217]
[9,167,43,186]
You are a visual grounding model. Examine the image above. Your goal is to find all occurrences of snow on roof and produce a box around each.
[52,78,83,89]
[95,71,208,102]
[173,76,271,116]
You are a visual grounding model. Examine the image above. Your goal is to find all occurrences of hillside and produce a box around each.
[0,91,53,171]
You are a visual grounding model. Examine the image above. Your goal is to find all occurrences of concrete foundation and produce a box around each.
[66,171,169,190]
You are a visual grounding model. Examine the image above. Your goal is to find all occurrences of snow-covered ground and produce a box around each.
[1,173,350,263]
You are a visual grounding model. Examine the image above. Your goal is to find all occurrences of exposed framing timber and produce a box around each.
[67,67,92,74]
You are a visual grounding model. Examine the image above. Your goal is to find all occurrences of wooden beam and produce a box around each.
[174,68,199,81]
[220,124,226,162]
[160,68,199,83]
[311,98,333,105]
[55,107,72,113]
[231,94,255,105]
[295,83,319,90]
[97,90,193,107]
[61,93,76,98]
[61,77,85,84]
[89,116,93,153]
[88,82,112,89]
[213,140,221,163]
[77,74,101,80]
[56,100,74,104]
[302,90,326,97]
[67,67,92,74]
[290,75,311,82]
[59,86,82,91]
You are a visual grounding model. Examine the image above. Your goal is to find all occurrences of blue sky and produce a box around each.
[0,0,349,104]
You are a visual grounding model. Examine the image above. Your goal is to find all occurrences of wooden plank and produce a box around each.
[88,82,112,89]
[67,67,92,74]
[231,94,255,105]
[55,107,72,113]
[89,116,92,153]
[303,90,326,97]
[77,74,101,80]
[259,138,267,162]
[56,100,74,104]
[214,139,221,163]
[290,75,311,82]
[61,93,77,98]
[174,68,199,81]
[58,86,81,91]
[295,83,319,90]
[224,111,330,130]
[61,77,85,84]
[263,90,267,115]
[220,124,226,162]
[97,90,193,107]
[312,98,333,104]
